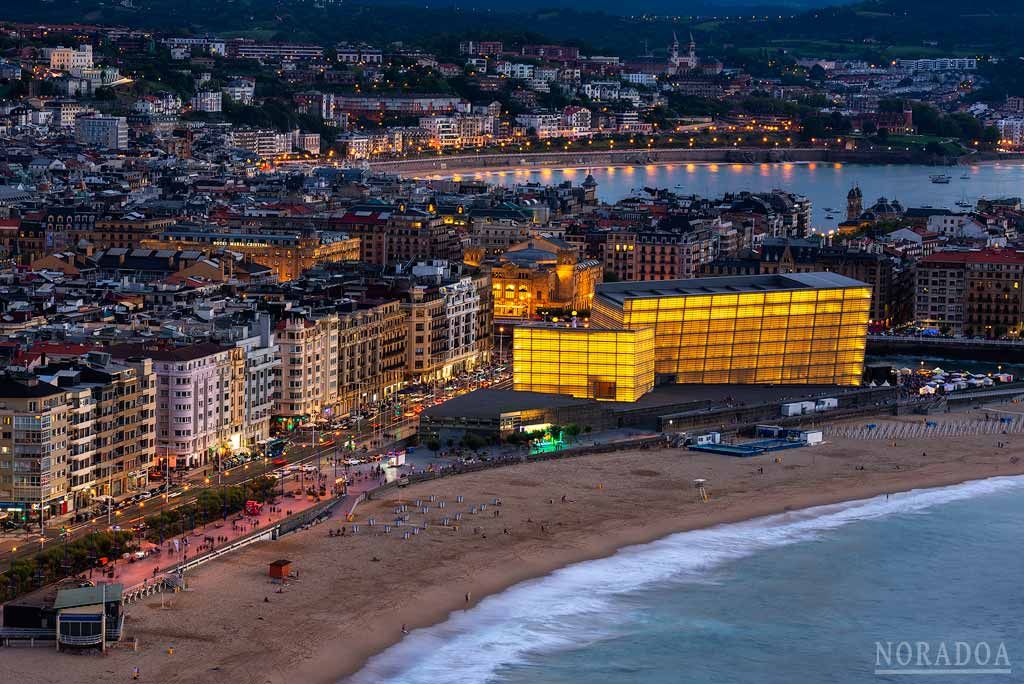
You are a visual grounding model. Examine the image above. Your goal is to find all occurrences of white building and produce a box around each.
[111,343,244,471]
[336,45,383,64]
[292,130,321,153]
[515,112,562,138]
[222,78,256,105]
[927,213,988,239]
[440,276,481,368]
[191,90,222,113]
[74,115,128,150]
[581,81,621,101]
[997,118,1024,144]
[49,45,93,71]
[896,57,977,72]
[132,93,183,115]
[623,72,658,87]
[227,128,293,157]
[233,316,280,447]
[162,36,227,56]
[495,62,535,80]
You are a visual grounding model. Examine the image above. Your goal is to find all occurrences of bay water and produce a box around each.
[347,476,1024,684]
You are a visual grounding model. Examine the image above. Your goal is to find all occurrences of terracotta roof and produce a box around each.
[921,249,1024,265]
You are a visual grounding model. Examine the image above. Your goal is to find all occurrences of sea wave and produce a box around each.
[344,475,1024,684]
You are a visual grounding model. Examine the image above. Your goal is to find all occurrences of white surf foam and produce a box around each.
[344,475,1024,684]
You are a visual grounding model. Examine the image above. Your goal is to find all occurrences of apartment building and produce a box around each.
[74,116,128,150]
[109,343,244,472]
[191,91,222,113]
[0,375,69,524]
[332,207,462,266]
[336,301,408,416]
[232,316,280,447]
[274,315,340,419]
[35,353,156,511]
[402,267,492,382]
[915,248,1024,338]
[602,222,720,282]
[227,128,293,158]
[229,41,324,61]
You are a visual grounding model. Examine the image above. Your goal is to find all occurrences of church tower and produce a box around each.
[582,171,598,205]
[667,33,680,74]
[847,185,863,222]
[686,32,697,68]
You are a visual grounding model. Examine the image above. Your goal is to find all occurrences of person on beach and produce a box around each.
[132,666,140,680]
[401,624,409,635]
[465,592,471,603]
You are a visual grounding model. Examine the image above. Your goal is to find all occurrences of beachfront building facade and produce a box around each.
[0,375,70,524]
[108,343,246,472]
[274,315,340,419]
[36,355,157,511]
[513,326,655,402]
[514,272,871,401]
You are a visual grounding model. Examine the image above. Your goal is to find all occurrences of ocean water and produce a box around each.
[346,476,1024,684]
[471,162,1024,229]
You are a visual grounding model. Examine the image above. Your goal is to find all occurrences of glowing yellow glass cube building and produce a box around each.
[513,325,655,402]
[513,273,871,402]
[591,272,871,386]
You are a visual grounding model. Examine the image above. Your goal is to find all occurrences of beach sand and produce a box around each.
[6,422,1023,684]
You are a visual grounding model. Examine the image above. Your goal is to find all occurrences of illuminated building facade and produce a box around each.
[513,326,655,402]
[142,227,360,282]
[513,272,871,401]
[591,273,871,386]
[488,238,602,320]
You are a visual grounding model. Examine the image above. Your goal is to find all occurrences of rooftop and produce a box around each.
[422,388,591,419]
[53,584,123,610]
[0,375,64,398]
[921,248,1024,265]
[595,272,867,306]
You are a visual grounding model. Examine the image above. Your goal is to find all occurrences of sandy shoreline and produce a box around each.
[6,415,1024,684]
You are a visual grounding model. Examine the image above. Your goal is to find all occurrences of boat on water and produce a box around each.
[930,174,952,184]
[961,173,970,179]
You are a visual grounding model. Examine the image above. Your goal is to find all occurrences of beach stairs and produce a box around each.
[893,396,947,416]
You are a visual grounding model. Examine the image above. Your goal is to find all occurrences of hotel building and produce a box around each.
[514,272,871,401]
[142,227,360,282]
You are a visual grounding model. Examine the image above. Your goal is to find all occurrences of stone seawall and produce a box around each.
[369,147,924,176]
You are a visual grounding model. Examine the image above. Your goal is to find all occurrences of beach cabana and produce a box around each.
[269,559,292,579]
